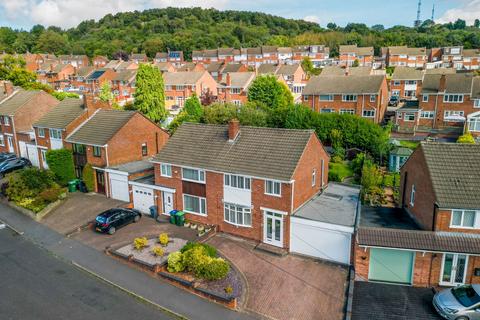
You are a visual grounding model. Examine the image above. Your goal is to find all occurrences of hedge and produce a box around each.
[45,149,75,185]
[82,163,95,192]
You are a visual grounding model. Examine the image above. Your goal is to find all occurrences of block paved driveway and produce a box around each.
[207,234,348,320]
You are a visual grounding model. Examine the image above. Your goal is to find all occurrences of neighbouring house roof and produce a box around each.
[293,183,360,227]
[462,49,480,57]
[86,69,107,80]
[340,45,374,56]
[104,60,121,69]
[303,75,384,95]
[113,70,136,82]
[222,72,255,88]
[154,62,173,72]
[76,66,95,77]
[421,73,474,94]
[424,68,457,75]
[33,98,85,130]
[417,142,480,209]
[257,64,278,74]
[164,71,205,85]
[359,206,421,230]
[261,46,278,54]
[247,47,262,55]
[390,147,413,157]
[175,62,197,72]
[277,64,301,76]
[155,52,168,59]
[152,122,315,181]
[206,62,224,73]
[106,159,153,174]
[65,110,136,146]
[470,77,480,99]
[217,48,235,56]
[222,63,244,73]
[391,67,424,80]
[388,46,427,56]
[130,53,147,60]
[320,66,372,77]
[397,100,420,111]
[357,227,480,254]
[0,89,39,116]
[277,47,293,54]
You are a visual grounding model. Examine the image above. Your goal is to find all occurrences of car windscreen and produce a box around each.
[452,285,480,307]
[95,216,107,224]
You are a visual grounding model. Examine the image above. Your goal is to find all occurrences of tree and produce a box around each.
[237,102,268,127]
[327,23,338,30]
[301,57,320,77]
[352,59,360,67]
[45,149,75,186]
[371,24,385,32]
[133,64,167,122]
[99,81,113,102]
[200,88,217,106]
[183,94,203,119]
[453,19,467,30]
[34,30,68,54]
[143,38,164,58]
[247,75,293,110]
[203,103,237,124]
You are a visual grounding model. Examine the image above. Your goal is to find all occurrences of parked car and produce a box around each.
[0,153,17,167]
[94,208,142,235]
[388,95,399,107]
[0,158,31,177]
[433,284,480,320]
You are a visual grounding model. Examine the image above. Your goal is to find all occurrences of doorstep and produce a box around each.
[255,243,288,256]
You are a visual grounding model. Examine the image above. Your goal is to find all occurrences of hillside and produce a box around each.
[1,7,480,59]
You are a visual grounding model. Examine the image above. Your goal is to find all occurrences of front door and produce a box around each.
[263,211,283,247]
[96,171,106,194]
[7,136,14,153]
[441,254,468,286]
[162,192,173,214]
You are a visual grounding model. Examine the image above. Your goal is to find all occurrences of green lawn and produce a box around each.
[329,162,354,182]
[399,140,420,149]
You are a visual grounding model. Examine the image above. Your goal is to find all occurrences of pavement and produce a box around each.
[0,227,174,320]
[41,192,126,234]
[0,202,256,320]
[351,281,442,320]
[208,234,348,320]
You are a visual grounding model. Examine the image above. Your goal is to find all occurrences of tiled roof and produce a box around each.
[76,66,95,77]
[152,122,315,181]
[33,98,85,129]
[357,227,480,254]
[391,67,424,80]
[65,110,135,146]
[339,45,373,56]
[164,71,205,85]
[419,142,480,209]
[206,62,224,73]
[388,46,427,56]
[222,72,255,88]
[421,73,474,94]
[221,63,244,73]
[277,64,301,76]
[0,89,39,116]
[303,75,384,95]
[113,70,136,82]
[257,64,278,75]
[462,49,480,57]
[320,66,372,77]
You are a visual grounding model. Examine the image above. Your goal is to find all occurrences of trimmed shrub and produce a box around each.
[39,185,64,202]
[133,237,148,250]
[45,149,75,185]
[152,246,164,257]
[201,257,230,281]
[19,168,55,192]
[158,233,169,246]
[457,132,475,144]
[82,163,94,192]
[17,197,46,213]
[180,242,217,257]
[167,251,185,273]
[183,246,211,275]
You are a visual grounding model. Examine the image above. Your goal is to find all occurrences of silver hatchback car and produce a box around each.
[433,284,480,320]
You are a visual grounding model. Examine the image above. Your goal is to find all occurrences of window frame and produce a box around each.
[181,167,206,183]
[141,143,147,156]
[183,194,207,216]
[3,116,10,126]
[370,95,376,103]
[224,174,251,190]
[319,94,333,102]
[38,128,46,138]
[224,203,252,227]
[420,111,434,119]
[404,112,416,122]
[312,169,316,187]
[443,94,464,103]
[93,146,102,157]
[362,109,375,118]
[342,94,358,102]
[265,180,281,197]
[450,209,477,229]
[160,164,172,178]
[422,94,429,102]
[49,129,62,140]
[410,184,415,207]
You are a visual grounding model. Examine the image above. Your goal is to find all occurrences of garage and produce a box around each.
[109,172,130,202]
[19,141,40,167]
[290,183,360,265]
[132,185,155,214]
[368,248,415,284]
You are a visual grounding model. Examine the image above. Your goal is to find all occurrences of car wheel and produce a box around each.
[108,226,116,235]
[133,215,140,223]
[455,316,469,320]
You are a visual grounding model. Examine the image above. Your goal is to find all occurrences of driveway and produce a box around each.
[207,234,348,320]
[72,214,198,251]
[41,192,126,234]
[351,281,442,320]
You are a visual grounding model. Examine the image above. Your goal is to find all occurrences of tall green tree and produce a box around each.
[247,75,293,110]
[99,81,114,102]
[133,64,167,122]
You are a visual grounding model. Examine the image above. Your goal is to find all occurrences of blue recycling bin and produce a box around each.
[169,210,178,224]
[149,205,158,219]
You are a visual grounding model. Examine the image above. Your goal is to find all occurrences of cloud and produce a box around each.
[437,0,480,24]
[0,0,230,29]
[303,15,320,24]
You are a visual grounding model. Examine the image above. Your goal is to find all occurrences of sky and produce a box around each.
[0,0,478,30]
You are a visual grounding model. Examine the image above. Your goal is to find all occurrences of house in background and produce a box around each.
[386,46,427,68]
[129,53,148,64]
[65,109,169,199]
[93,56,109,68]
[148,120,329,251]
[390,67,424,99]
[84,68,116,94]
[217,72,256,105]
[58,55,90,68]
[111,70,137,105]
[339,45,374,67]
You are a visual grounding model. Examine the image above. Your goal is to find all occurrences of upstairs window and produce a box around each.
[451,210,477,228]
[342,94,357,102]
[265,180,281,196]
[38,128,45,138]
[93,146,102,157]
[49,129,62,139]
[182,168,205,183]
[319,95,333,101]
[224,174,251,190]
[230,88,241,94]
[370,95,376,102]
[423,95,429,102]
[161,164,172,177]
[141,143,147,156]
[410,185,415,206]
[312,169,316,187]
[443,94,464,103]
[4,116,10,126]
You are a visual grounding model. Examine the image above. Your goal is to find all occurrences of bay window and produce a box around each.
[224,203,252,227]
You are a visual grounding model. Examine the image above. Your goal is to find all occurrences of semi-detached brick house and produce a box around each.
[111,69,137,104]
[354,143,480,287]
[143,121,329,250]
[0,88,59,163]
[217,72,255,106]
[301,74,388,123]
[390,67,424,99]
[64,109,169,200]
[339,45,374,67]
[386,46,427,68]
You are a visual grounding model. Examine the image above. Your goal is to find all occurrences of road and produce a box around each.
[0,226,175,320]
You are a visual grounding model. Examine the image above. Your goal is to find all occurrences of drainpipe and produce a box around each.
[433,94,439,129]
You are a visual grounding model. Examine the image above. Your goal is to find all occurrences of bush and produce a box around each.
[133,237,148,250]
[167,251,185,273]
[39,185,64,202]
[182,246,211,275]
[19,168,55,191]
[225,285,233,294]
[180,242,217,257]
[457,132,476,144]
[201,257,230,281]
[82,164,94,192]
[331,155,343,164]
[45,149,75,185]
[152,246,164,257]
[16,197,46,213]
[158,233,169,246]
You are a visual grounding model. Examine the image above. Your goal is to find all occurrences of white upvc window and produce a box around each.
[183,194,207,216]
[410,184,415,206]
[404,112,416,121]
[468,117,480,131]
[224,203,252,227]
[474,99,480,108]
[4,116,10,126]
[41,149,47,164]
[405,80,417,85]
[422,95,429,102]
[451,210,477,228]
[224,174,251,190]
[362,110,375,118]
[370,95,376,102]
[321,108,334,113]
[232,100,241,106]
[392,81,401,86]
[49,129,62,139]
[340,109,355,115]
[230,88,241,94]
[0,134,4,146]
[342,94,357,102]
[392,90,400,96]
[38,128,45,138]
[160,164,172,177]
[182,168,205,183]
[312,169,316,187]
[319,94,333,101]
[265,180,281,196]
[443,94,464,103]
[444,110,465,121]
[420,111,434,119]
[176,85,185,91]
[303,95,309,101]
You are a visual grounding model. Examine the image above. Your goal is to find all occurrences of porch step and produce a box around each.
[255,243,288,257]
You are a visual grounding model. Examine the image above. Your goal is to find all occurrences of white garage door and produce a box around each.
[19,141,28,158]
[109,173,130,202]
[26,143,39,167]
[290,217,353,265]
[132,185,154,213]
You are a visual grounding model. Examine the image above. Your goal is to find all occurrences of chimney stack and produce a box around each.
[439,74,447,92]
[228,119,240,142]
[226,73,231,86]
[3,81,14,97]
[83,93,111,117]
